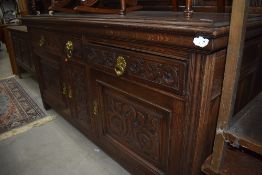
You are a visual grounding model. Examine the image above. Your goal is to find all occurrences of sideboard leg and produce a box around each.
[43,101,51,110]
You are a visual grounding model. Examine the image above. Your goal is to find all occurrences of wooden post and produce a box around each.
[184,0,193,18]
[172,0,178,11]
[17,0,29,16]
[217,0,226,12]
[120,0,126,15]
[210,0,250,172]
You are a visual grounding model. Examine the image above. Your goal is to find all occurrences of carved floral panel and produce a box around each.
[102,88,170,167]
[85,44,187,94]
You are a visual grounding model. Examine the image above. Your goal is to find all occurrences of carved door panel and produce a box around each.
[12,32,35,74]
[12,36,22,65]
[92,70,172,175]
[66,60,94,134]
[35,53,69,117]
[20,35,31,70]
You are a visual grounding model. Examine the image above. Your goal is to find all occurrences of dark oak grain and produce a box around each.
[22,12,262,175]
[225,92,262,155]
[202,146,262,175]
[7,26,35,77]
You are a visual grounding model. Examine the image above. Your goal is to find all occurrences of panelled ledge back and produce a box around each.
[22,11,262,175]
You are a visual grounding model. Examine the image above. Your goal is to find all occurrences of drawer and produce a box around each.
[31,29,82,60]
[60,34,82,60]
[84,43,188,95]
[31,29,62,56]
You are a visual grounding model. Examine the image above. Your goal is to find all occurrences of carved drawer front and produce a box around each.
[94,70,172,174]
[84,43,188,95]
[60,34,82,61]
[31,29,62,56]
[31,29,82,60]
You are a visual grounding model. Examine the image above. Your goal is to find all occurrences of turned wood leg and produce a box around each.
[184,0,193,18]
[17,66,22,78]
[120,0,126,15]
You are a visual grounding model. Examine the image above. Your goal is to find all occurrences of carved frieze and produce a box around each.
[128,58,179,91]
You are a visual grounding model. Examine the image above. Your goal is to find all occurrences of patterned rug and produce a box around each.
[0,77,54,140]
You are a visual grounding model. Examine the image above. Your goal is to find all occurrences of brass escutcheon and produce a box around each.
[65,40,73,59]
[62,83,67,95]
[114,56,127,76]
[93,100,98,116]
[68,86,72,99]
[39,36,45,47]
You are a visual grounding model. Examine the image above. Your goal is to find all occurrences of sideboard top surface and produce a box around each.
[22,11,262,36]
[7,25,27,32]
[22,11,262,53]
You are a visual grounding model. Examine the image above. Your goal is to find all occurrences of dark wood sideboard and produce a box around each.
[22,12,262,175]
[140,0,262,13]
[7,26,36,77]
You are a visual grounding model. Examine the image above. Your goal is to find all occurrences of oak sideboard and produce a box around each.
[22,12,262,175]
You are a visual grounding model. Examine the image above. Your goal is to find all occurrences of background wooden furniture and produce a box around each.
[11,0,262,15]
[49,0,77,13]
[17,0,30,16]
[22,11,262,175]
[2,24,18,74]
[138,0,262,13]
[202,0,262,174]
[74,0,143,15]
[7,26,35,77]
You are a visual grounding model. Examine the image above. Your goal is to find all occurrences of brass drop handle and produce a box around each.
[62,83,67,95]
[114,56,127,77]
[65,40,73,60]
[39,36,45,47]
[93,100,98,116]
[68,86,73,99]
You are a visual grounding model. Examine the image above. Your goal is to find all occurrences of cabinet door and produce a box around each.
[66,60,94,135]
[12,32,35,74]
[35,53,69,117]
[20,35,31,71]
[12,35,22,65]
[92,70,173,175]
